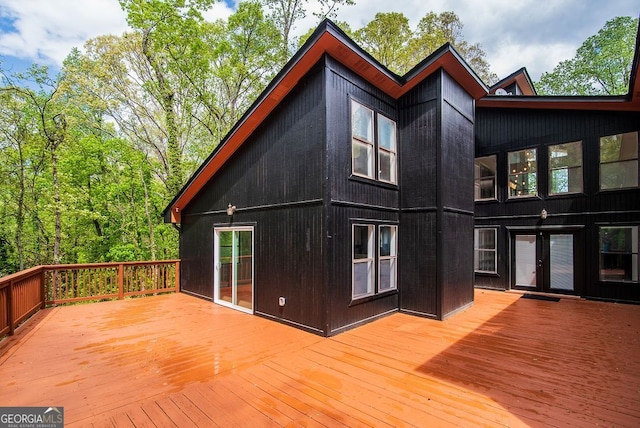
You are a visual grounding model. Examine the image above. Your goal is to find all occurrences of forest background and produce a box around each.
[0,0,637,275]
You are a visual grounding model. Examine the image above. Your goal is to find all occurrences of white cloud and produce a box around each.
[0,0,129,65]
[0,0,636,80]
[0,0,234,67]
[488,42,577,81]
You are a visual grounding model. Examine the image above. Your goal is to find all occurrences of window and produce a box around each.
[378,116,397,183]
[474,228,497,273]
[600,132,639,190]
[352,224,398,299]
[508,149,537,198]
[599,226,639,282]
[353,225,374,297]
[474,155,496,200]
[549,141,583,195]
[351,100,397,184]
[379,226,397,291]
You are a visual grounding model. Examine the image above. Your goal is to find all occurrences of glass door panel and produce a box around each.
[235,230,253,310]
[549,234,574,291]
[214,227,253,313]
[515,235,537,287]
[218,231,233,303]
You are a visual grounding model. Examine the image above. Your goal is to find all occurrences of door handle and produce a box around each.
[537,259,543,268]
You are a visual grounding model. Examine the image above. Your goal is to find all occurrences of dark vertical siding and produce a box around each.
[397,212,438,316]
[475,108,640,302]
[440,71,475,316]
[179,62,328,333]
[398,70,475,318]
[441,212,474,316]
[398,72,440,317]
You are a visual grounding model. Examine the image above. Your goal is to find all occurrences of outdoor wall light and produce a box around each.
[226,203,237,216]
[540,209,548,220]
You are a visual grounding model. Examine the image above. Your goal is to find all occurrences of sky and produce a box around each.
[0,0,638,83]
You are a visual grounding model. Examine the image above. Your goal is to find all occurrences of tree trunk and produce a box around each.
[51,147,62,264]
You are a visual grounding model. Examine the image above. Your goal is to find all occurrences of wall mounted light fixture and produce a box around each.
[540,209,548,220]
[226,203,237,216]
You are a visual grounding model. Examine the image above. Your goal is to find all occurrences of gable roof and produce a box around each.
[489,67,536,95]
[163,19,488,223]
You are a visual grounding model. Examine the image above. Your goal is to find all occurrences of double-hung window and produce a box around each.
[508,149,537,198]
[599,226,639,282]
[351,100,397,184]
[549,141,583,195]
[352,224,397,299]
[600,132,639,190]
[474,155,497,200]
[474,228,497,274]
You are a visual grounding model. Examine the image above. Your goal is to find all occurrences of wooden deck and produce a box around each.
[1,290,638,427]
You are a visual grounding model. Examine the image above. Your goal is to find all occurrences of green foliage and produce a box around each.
[537,16,637,95]
[300,11,497,84]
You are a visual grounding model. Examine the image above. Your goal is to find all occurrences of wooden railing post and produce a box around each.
[118,264,124,300]
[175,261,180,293]
[8,279,14,336]
[40,268,46,309]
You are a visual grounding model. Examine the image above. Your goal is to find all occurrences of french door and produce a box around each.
[513,232,576,293]
[214,227,254,313]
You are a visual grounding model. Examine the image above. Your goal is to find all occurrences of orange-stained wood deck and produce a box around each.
[1,290,639,427]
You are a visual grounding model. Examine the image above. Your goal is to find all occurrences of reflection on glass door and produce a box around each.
[515,235,537,287]
[214,227,253,313]
[513,232,575,293]
[549,234,574,291]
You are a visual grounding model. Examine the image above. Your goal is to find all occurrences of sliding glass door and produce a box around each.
[214,227,254,313]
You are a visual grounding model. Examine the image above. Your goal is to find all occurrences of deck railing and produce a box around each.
[0,260,179,337]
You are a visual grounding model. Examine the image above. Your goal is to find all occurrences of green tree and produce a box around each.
[353,12,413,73]
[300,11,497,83]
[259,0,354,62]
[119,0,217,194]
[537,16,637,95]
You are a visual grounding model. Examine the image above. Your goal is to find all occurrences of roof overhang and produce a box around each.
[477,95,640,111]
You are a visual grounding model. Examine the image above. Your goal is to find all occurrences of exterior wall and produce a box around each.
[398,70,475,319]
[179,62,327,333]
[398,74,439,317]
[324,56,400,334]
[440,72,475,317]
[475,108,640,302]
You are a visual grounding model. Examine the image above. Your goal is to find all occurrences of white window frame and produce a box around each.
[377,115,397,184]
[352,223,398,300]
[474,228,497,274]
[378,225,398,292]
[351,100,397,184]
[352,224,375,298]
[474,155,497,201]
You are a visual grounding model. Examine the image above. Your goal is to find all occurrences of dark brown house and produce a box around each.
[164,19,640,335]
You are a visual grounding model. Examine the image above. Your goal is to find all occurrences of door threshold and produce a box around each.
[506,289,582,300]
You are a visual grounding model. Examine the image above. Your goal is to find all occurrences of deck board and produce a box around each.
[1,290,639,427]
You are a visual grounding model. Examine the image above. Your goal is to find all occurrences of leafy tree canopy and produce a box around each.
[537,16,637,95]
[300,11,497,84]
